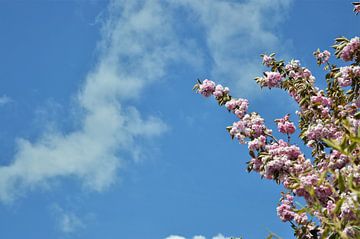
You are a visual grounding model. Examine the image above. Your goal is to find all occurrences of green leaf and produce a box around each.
[354,111,360,119]
[328,232,339,239]
[334,198,345,214]
[353,226,360,232]
[322,138,342,152]
[266,235,273,239]
[338,172,345,192]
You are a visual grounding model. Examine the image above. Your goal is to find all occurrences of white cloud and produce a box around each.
[0,0,194,203]
[0,0,293,203]
[166,236,187,239]
[52,204,86,233]
[0,95,12,106]
[175,0,293,97]
[165,234,232,239]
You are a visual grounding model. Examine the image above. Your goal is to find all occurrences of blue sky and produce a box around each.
[0,1,358,239]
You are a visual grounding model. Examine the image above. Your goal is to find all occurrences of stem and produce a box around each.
[265,132,279,144]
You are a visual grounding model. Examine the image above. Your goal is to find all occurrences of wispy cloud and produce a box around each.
[0,95,12,106]
[176,0,293,97]
[165,234,232,239]
[52,205,86,233]
[0,0,195,203]
[0,0,293,203]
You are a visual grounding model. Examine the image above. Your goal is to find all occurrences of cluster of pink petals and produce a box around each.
[259,72,282,88]
[314,50,331,64]
[196,47,360,231]
[213,84,230,99]
[286,60,315,83]
[248,135,266,151]
[277,194,296,222]
[277,194,308,224]
[261,140,308,180]
[326,200,336,215]
[289,90,301,103]
[276,115,296,134]
[339,165,360,186]
[305,120,339,141]
[328,150,349,170]
[285,59,301,71]
[317,150,350,172]
[293,180,332,205]
[340,193,357,220]
[337,66,360,87]
[267,140,302,160]
[340,37,360,61]
[310,91,332,106]
[344,227,357,238]
[355,4,360,13]
[225,98,248,118]
[262,54,274,67]
[198,79,216,97]
[229,113,268,143]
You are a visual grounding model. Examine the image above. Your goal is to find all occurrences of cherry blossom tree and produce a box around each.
[193,3,360,239]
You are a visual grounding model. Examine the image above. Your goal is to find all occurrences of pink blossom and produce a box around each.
[265,72,282,87]
[314,49,331,64]
[340,194,357,220]
[276,115,296,134]
[229,113,267,143]
[300,174,318,187]
[340,37,360,61]
[198,79,215,97]
[305,120,338,141]
[262,54,274,67]
[310,91,331,106]
[328,150,349,169]
[250,157,263,172]
[225,98,248,119]
[294,213,308,225]
[326,200,335,215]
[213,84,230,98]
[337,66,360,87]
[248,135,266,151]
[355,4,360,14]
[277,194,295,222]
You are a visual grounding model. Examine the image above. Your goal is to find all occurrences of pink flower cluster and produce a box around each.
[337,66,360,87]
[340,37,360,61]
[294,174,332,204]
[195,19,360,235]
[277,194,309,224]
[330,150,349,169]
[318,150,349,171]
[225,98,248,118]
[314,49,331,65]
[340,193,357,220]
[248,135,266,151]
[213,84,230,99]
[355,4,360,14]
[198,79,215,97]
[259,72,282,88]
[262,54,274,67]
[305,120,339,142]
[263,140,305,180]
[276,115,296,134]
[229,113,268,143]
[310,91,331,106]
[308,91,332,117]
[277,194,296,222]
[285,60,315,83]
